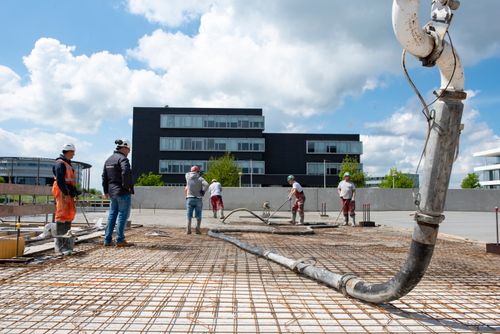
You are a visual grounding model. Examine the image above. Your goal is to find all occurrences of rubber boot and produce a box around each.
[343,215,349,226]
[187,220,192,234]
[219,209,225,219]
[299,214,304,225]
[290,212,297,225]
[195,219,202,234]
[213,211,217,218]
[351,216,356,227]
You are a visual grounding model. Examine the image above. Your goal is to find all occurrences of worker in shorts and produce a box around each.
[208,179,224,219]
[337,172,356,226]
[287,175,305,225]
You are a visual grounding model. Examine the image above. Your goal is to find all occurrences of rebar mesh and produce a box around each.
[0,226,498,333]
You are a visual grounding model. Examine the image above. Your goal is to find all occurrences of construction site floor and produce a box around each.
[0,212,499,333]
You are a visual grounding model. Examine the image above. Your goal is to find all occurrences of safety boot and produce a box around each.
[219,209,225,219]
[116,240,135,247]
[195,219,202,234]
[290,212,297,225]
[213,211,217,218]
[343,215,349,226]
[187,220,192,234]
[298,215,305,225]
[351,216,356,226]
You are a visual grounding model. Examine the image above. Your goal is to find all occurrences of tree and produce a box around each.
[0,176,5,183]
[461,173,480,189]
[338,155,366,187]
[136,172,165,186]
[379,168,415,188]
[203,153,240,187]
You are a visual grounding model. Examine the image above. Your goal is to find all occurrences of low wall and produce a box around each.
[132,187,500,212]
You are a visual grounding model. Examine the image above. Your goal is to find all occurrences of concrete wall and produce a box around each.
[132,187,500,212]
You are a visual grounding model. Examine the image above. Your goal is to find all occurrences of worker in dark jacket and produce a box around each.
[52,143,80,254]
[102,139,134,247]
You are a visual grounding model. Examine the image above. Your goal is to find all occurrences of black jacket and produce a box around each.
[102,151,134,198]
[52,155,79,197]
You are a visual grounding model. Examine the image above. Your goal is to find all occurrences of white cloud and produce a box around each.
[361,91,500,188]
[0,38,166,134]
[0,128,89,157]
[127,0,212,27]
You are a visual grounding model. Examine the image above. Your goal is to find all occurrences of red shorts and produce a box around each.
[211,195,223,210]
[341,198,355,216]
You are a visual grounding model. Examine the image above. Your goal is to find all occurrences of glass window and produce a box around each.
[161,114,264,129]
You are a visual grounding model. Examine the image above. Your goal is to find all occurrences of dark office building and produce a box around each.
[132,107,362,187]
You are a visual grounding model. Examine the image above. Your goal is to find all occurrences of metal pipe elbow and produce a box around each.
[392,0,434,58]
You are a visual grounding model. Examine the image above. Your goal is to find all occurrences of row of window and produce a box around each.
[158,160,360,176]
[160,137,265,152]
[159,160,265,175]
[160,114,265,129]
[306,140,363,155]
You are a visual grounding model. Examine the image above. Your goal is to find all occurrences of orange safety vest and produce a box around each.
[52,160,76,222]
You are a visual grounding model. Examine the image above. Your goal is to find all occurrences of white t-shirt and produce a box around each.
[338,180,355,199]
[292,181,303,193]
[208,182,222,197]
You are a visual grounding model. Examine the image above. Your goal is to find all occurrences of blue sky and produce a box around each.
[0,0,499,189]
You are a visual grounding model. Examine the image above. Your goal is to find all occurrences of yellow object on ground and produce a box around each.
[0,236,25,259]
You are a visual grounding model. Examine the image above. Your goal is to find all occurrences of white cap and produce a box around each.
[115,139,131,149]
[62,143,76,152]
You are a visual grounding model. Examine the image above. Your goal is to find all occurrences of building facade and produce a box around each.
[132,107,362,187]
[473,148,500,189]
[0,157,92,188]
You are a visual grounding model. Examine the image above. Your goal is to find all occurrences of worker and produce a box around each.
[208,179,224,219]
[52,143,80,255]
[102,139,134,247]
[184,166,209,234]
[287,175,305,225]
[337,172,356,226]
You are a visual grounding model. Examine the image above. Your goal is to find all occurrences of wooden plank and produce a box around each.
[24,231,103,255]
[0,183,53,196]
[0,204,55,217]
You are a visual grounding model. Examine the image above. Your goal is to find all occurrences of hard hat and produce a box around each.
[62,143,76,152]
[287,175,295,181]
[211,179,217,183]
[115,139,131,149]
[191,165,200,172]
[343,172,351,177]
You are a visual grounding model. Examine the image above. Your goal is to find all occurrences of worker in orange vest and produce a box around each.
[52,143,80,254]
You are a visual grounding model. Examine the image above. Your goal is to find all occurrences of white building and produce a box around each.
[473,148,500,189]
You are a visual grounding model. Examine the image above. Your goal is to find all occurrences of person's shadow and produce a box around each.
[377,303,498,333]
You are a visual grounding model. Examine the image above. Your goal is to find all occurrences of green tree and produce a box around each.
[0,176,5,183]
[203,153,240,187]
[379,168,415,188]
[461,173,480,189]
[136,172,165,186]
[338,155,366,187]
[88,188,102,196]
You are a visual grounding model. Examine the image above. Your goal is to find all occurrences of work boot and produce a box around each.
[219,209,225,219]
[195,220,202,234]
[103,241,114,247]
[343,215,349,226]
[116,240,134,247]
[289,212,297,225]
[351,216,356,226]
[298,215,304,225]
[187,220,192,234]
[213,211,217,218]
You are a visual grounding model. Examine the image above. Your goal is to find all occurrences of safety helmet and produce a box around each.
[287,175,295,181]
[115,139,131,149]
[191,165,200,172]
[343,172,351,177]
[211,179,217,183]
[62,143,76,152]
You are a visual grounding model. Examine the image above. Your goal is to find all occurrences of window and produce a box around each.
[306,140,362,155]
[160,137,265,152]
[161,114,265,129]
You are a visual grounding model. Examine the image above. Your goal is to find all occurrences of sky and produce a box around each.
[0,0,499,189]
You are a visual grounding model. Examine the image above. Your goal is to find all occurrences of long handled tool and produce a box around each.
[265,198,291,224]
[76,197,91,227]
[333,199,349,225]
